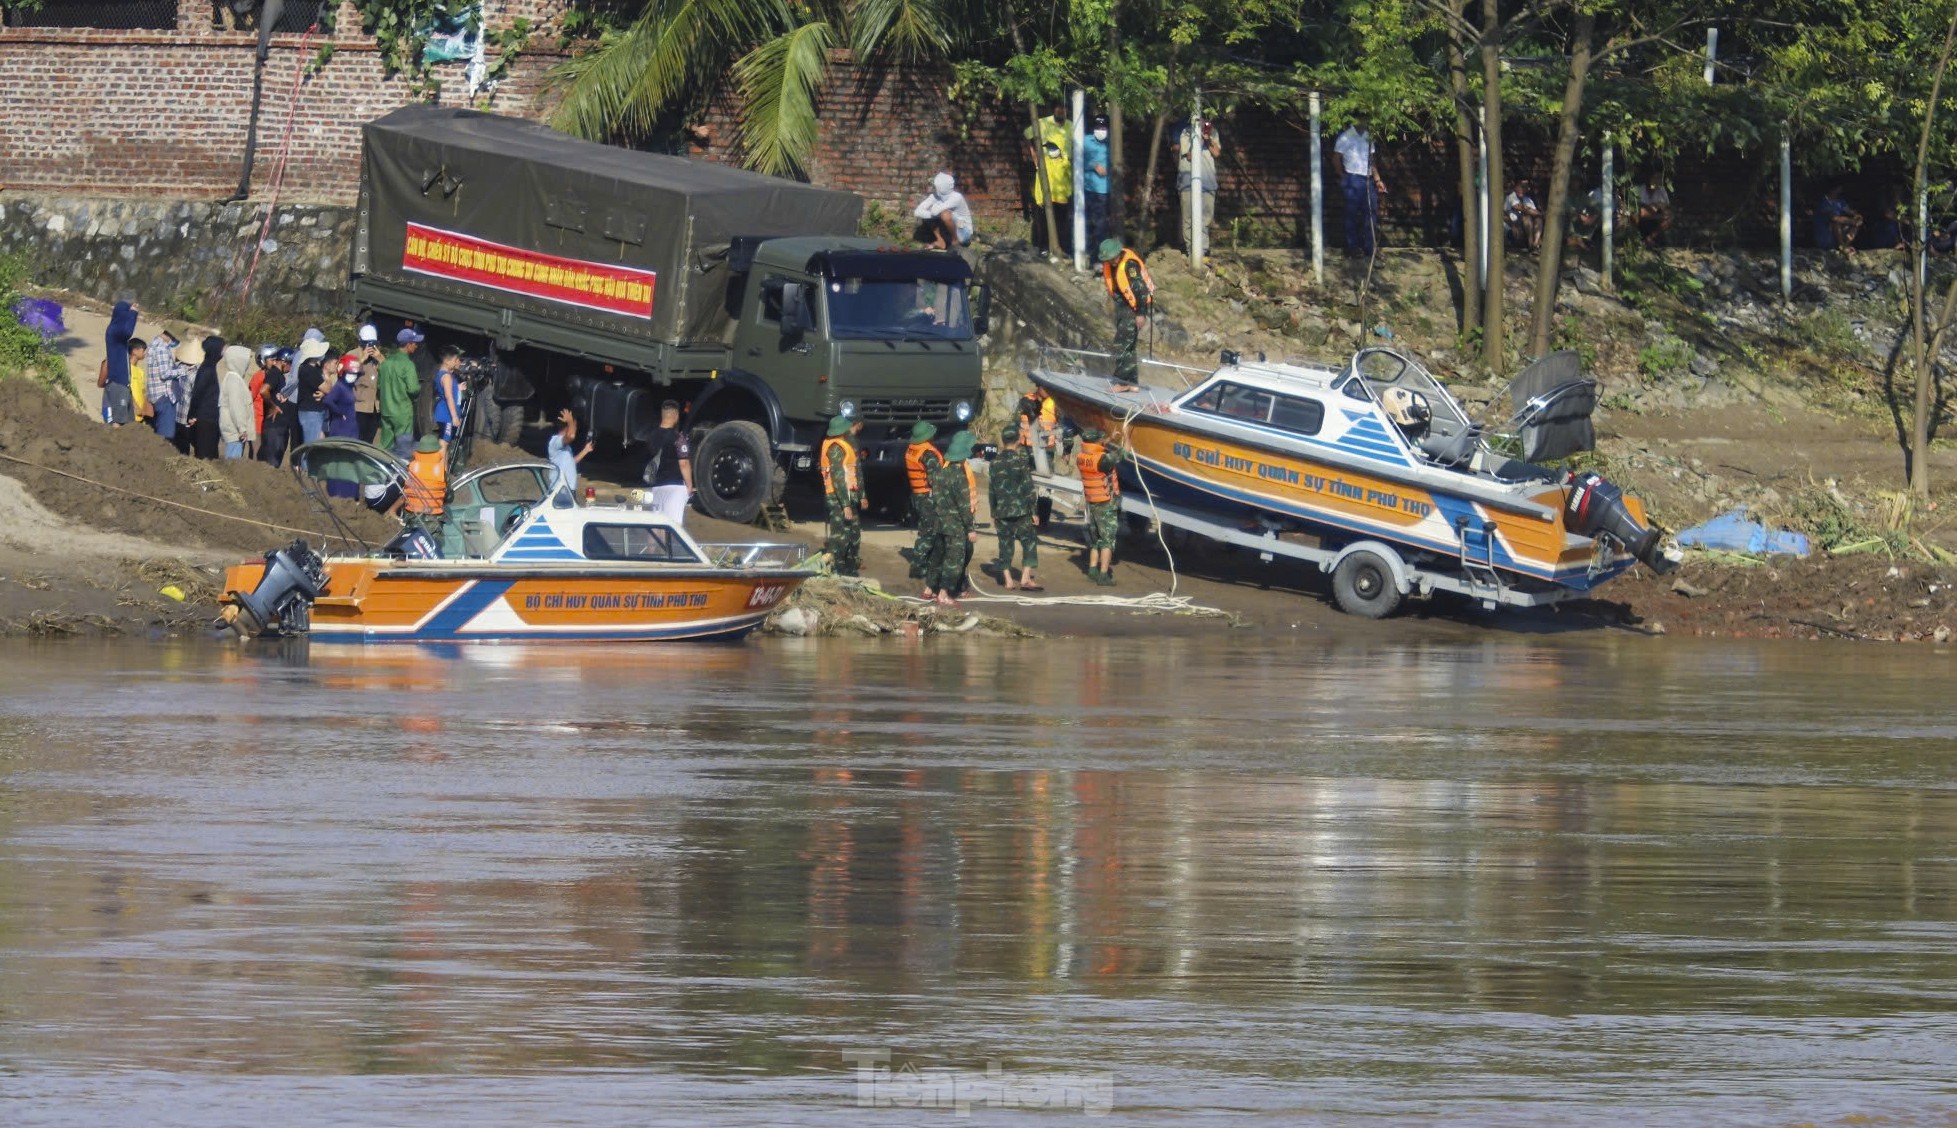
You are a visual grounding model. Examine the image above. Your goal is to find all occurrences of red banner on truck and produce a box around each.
[402,222,657,319]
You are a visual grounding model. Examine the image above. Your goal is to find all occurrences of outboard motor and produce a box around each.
[1565,472,1677,574]
[224,540,326,638]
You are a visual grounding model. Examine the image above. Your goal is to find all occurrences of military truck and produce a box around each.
[349,106,985,523]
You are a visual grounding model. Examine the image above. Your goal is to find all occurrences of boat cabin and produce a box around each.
[1170,347,1556,482]
[290,440,721,565]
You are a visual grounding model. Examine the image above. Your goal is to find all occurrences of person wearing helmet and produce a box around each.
[1099,238,1154,388]
[819,413,866,577]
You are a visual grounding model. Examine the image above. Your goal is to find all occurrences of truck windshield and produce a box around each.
[824,276,973,341]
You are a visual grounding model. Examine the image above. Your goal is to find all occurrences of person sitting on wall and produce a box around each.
[1503,179,1543,252]
[912,172,975,250]
[1635,172,1674,246]
[1813,186,1863,254]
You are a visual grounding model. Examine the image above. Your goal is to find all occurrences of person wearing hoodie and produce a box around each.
[217,344,257,459]
[293,337,332,446]
[184,335,224,460]
[101,295,139,426]
[321,357,363,500]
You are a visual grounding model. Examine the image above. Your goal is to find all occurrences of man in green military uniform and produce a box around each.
[989,423,1042,591]
[905,420,946,597]
[1079,426,1123,586]
[1099,238,1154,389]
[926,431,978,605]
[820,414,865,577]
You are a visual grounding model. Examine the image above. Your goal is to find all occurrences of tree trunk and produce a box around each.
[1527,11,1595,359]
[1909,3,1957,497]
[1447,0,1481,336]
[1005,8,1061,258]
[1108,11,1127,241]
[1479,0,1505,371]
[1140,108,1171,248]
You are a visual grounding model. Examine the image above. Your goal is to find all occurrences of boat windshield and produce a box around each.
[1181,380,1327,437]
[1354,348,1470,430]
[825,276,974,341]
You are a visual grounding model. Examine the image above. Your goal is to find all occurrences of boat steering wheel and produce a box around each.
[501,504,529,536]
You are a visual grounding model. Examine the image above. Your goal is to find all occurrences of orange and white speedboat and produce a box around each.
[222,441,813,644]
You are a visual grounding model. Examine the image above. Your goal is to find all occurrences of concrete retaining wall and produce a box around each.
[0,192,354,316]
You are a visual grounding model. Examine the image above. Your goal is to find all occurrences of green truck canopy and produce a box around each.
[354,106,864,346]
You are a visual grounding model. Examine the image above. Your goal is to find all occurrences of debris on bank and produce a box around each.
[762,576,1037,639]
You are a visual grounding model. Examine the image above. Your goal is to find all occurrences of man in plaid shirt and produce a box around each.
[146,330,183,444]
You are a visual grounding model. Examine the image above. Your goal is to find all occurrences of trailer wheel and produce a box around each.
[1332,550,1402,619]
[694,420,772,524]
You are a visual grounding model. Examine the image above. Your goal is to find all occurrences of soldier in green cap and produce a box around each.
[1075,425,1122,585]
[989,423,1042,590]
[818,413,865,576]
[904,419,946,595]
[1099,237,1154,388]
[926,431,979,604]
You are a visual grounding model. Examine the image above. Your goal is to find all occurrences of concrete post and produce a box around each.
[1071,88,1087,273]
[1601,137,1614,293]
[1704,28,1718,86]
[1477,127,1490,290]
[1191,88,1206,271]
[1308,92,1324,285]
[1780,132,1794,302]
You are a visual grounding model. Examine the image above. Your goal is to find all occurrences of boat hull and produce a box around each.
[222,560,806,643]
[1052,394,1641,591]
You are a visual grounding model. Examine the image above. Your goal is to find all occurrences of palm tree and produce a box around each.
[550,0,961,178]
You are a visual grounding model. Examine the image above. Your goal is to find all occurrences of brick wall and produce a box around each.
[0,0,567,203]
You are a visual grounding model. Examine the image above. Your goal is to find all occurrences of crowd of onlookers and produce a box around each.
[98,295,475,469]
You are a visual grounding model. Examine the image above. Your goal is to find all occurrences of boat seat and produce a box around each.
[1419,423,1482,468]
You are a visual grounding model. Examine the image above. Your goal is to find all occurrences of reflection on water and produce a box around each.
[1,635,1955,1124]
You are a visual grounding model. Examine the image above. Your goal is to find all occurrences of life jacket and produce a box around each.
[820,436,858,496]
[405,449,448,515]
[905,442,940,494]
[1018,393,1058,446]
[1077,440,1119,504]
[1101,249,1155,312]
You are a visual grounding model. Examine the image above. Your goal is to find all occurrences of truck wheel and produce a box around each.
[694,420,773,524]
[495,401,524,445]
[1332,550,1403,619]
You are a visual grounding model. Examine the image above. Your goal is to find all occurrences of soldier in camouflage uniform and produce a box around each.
[1077,426,1123,585]
[926,431,978,605]
[905,420,946,597]
[820,414,864,576]
[1099,238,1154,388]
[989,423,1042,590]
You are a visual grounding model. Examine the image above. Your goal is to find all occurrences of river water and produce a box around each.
[0,634,1953,1125]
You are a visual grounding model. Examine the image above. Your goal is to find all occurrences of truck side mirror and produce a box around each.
[780,282,812,337]
[971,283,991,337]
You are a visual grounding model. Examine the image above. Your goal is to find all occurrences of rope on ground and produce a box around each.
[0,452,340,540]
[949,568,1236,619]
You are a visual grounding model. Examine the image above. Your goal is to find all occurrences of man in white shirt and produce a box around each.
[1332,117,1387,258]
[913,172,974,249]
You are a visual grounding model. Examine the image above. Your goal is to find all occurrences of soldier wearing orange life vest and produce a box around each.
[404,433,448,518]
[1099,238,1154,387]
[1076,426,1123,585]
[904,420,947,593]
[819,413,865,576]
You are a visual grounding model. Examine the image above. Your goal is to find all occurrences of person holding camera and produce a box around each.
[1177,116,1222,253]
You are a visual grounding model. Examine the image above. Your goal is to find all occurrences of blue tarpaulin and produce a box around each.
[1675,507,1810,556]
